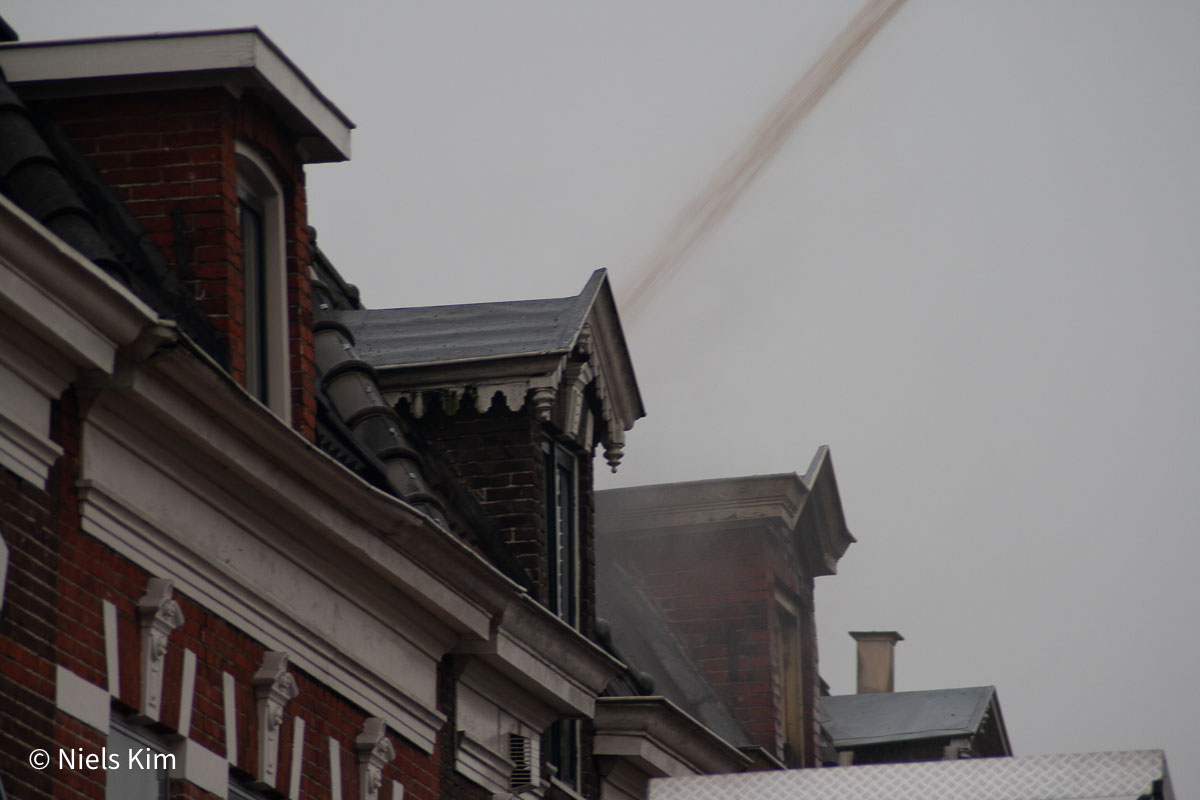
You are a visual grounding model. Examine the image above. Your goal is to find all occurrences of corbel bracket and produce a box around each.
[253,651,299,789]
[137,577,183,722]
[355,717,396,800]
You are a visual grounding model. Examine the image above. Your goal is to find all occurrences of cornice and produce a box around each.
[92,345,522,641]
[0,195,163,375]
[454,595,624,718]
[594,697,752,777]
[0,28,352,162]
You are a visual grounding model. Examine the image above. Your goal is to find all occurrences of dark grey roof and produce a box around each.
[0,64,227,366]
[339,269,607,369]
[597,560,750,748]
[821,686,996,748]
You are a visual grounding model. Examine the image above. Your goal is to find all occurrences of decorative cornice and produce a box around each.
[454,595,624,719]
[594,697,752,778]
[595,447,855,580]
[367,270,643,471]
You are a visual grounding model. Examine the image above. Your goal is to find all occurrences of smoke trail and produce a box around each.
[621,0,908,317]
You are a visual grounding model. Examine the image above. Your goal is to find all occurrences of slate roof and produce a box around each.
[0,61,227,366]
[597,560,751,748]
[340,269,607,369]
[821,686,997,748]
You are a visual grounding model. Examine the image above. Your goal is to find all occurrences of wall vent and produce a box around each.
[508,733,534,791]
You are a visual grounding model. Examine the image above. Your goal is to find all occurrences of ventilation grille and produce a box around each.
[509,733,534,791]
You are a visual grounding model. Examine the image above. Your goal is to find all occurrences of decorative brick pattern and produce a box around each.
[0,388,444,800]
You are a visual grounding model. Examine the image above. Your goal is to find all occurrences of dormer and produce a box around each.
[0,29,354,438]
[595,448,855,767]
[341,268,644,629]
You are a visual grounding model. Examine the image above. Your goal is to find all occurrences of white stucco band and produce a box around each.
[56,666,110,733]
[171,739,229,799]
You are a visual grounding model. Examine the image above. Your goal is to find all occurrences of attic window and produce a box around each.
[235,143,290,419]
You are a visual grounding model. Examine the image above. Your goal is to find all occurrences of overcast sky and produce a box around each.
[7,0,1198,792]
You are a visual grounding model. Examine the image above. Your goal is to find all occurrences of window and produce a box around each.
[545,719,579,791]
[235,143,289,418]
[544,442,579,627]
[543,442,581,791]
[238,192,268,401]
[776,592,812,767]
[229,781,271,800]
[106,720,171,800]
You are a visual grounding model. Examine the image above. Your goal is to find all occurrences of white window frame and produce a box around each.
[235,142,291,420]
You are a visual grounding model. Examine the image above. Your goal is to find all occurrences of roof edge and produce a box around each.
[0,27,353,162]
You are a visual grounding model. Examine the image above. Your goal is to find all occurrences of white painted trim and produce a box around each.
[178,649,197,736]
[0,29,352,162]
[55,666,110,733]
[454,734,513,796]
[236,142,291,420]
[78,474,447,753]
[254,652,297,789]
[455,596,622,719]
[0,195,162,374]
[224,671,238,764]
[329,737,344,800]
[0,410,60,488]
[170,738,229,799]
[355,718,395,800]
[391,781,404,800]
[289,717,306,800]
[137,577,183,722]
[592,698,752,778]
[102,601,119,695]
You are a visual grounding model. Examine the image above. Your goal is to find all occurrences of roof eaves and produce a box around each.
[0,28,353,162]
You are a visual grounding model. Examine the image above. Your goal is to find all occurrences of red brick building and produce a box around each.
[0,19,1008,800]
[594,451,856,782]
[0,25,637,800]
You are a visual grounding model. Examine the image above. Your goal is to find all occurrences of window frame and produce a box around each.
[106,718,171,800]
[776,590,808,767]
[543,440,579,628]
[235,142,290,419]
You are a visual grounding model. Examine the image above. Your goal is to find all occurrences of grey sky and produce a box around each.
[7,0,1198,792]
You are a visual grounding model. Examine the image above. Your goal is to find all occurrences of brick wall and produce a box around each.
[404,397,598,642]
[0,408,63,799]
[412,397,602,797]
[609,522,820,765]
[36,89,317,440]
[0,388,442,799]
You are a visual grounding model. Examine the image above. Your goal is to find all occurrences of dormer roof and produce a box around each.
[341,269,644,469]
[595,447,855,577]
[0,28,353,162]
[821,686,1010,751]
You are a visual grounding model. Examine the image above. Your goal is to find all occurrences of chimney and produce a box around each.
[849,631,903,693]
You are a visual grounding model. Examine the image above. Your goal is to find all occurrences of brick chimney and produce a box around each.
[849,631,903,693]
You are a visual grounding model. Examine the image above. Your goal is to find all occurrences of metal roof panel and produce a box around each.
[821,686,995,747]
